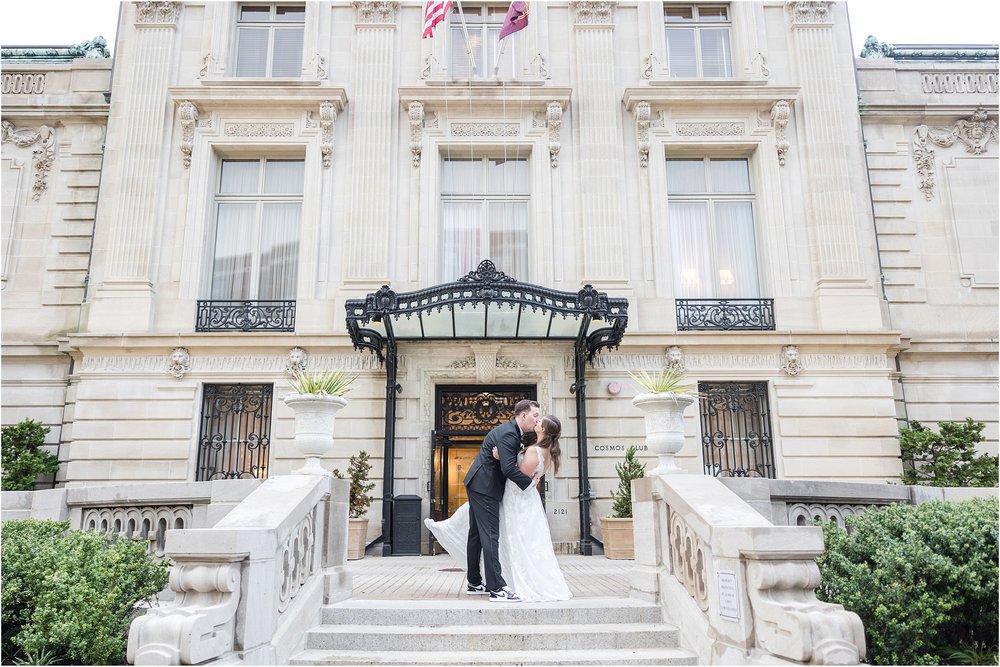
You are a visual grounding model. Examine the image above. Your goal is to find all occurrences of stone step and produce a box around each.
[321,598,663,626]
[305,622,678,652]
[290,647,697,666]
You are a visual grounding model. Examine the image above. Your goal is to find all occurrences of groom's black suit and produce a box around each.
[464,418,535,591]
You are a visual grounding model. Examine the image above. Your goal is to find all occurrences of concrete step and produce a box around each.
[320,598,663,626]
[290,647,696,666]
[305,622,679,652]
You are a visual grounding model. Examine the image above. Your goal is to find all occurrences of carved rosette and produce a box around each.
[912,107,998,199]
[668,507,709,611]
[636,101,651,168]
[135,1,181,25]
[785,0,833,26]
[547,101,563,168]
[1,121,55,201]
[571,1,616,25]
[353,1,399,25]
[771,100,790,166]
[409,101,424,167]
[178,101,198,169]
[320,101,336,168]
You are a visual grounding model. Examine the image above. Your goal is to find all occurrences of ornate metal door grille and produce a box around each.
[699,382,774,478]
[196,384,273,481]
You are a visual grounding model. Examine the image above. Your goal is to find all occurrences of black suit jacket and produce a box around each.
[464,418,535,500]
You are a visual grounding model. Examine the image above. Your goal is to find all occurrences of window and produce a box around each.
[449,4,517,78]
[197,384,273,480]
[234,4,304,77]
[440,157,528,281]
[699,382,774,478]
[664,4,732,77]
[210,158,302,301]
[667,157,758,298]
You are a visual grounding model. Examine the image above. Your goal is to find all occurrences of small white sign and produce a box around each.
[717,570,741,621]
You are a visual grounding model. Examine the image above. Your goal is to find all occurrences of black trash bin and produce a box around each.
[391,494,422,556]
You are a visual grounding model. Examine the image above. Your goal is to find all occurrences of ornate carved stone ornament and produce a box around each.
[408,101,423,167]
[912,107,998,199]
[450,123,520,137]
[786,0,833,26]
[530,54,550,79]
[780,345,804,376]
[675,122,744,137]
[571,1,616,26]
[921,72,998,94]
[641,53,659,80]
[666,346,685,373]
[178,101,198,168]
[354,1,399,25]
[286,347,309,374]
[752,52,770,78]
[223,123,295,137]
[135,1,181,25]
[320,101,336,168]
[167,347,191,378]
[311,53,328,79]
[771,100,790,166]
[1,121,55,201]
[547,101,563,168]
[636,101,651,168]
[2,73,46,94]
[198,53,214,79]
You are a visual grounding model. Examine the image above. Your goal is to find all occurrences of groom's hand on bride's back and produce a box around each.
[492,446,500,460]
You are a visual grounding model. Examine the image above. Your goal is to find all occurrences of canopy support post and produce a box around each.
[380,325,399,556]
[573,331,594,556]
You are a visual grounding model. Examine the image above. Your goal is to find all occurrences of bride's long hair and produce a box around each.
[536,415,562,475]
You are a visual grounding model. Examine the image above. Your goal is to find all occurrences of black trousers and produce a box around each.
[465,487,505,591]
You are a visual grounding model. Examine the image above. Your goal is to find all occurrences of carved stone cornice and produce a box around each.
[771,100,790,166]
[635,101,650,167]
[571,1,616,26]
[178,101,198,169]
[408,101,423,167]
[912,106,998,199]
[1,121,55,201]
[786,1,833,26]
[320,101,336,168]
[135,1,181,26]
[353,1,399,26]
[547,101,563,168]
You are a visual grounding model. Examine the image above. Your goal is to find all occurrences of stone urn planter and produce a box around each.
[347,517,369,560]
[283,393,348,476]
[632,392,696,476]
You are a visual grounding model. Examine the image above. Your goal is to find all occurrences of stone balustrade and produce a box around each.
[126,475,351,666]
[631,474,866,665]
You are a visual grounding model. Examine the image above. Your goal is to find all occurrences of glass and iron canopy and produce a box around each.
[345,260,629,363]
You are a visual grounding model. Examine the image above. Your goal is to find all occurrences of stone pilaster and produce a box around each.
[571,2,626,283]
[343,1,399,285]
[88,2,181,332]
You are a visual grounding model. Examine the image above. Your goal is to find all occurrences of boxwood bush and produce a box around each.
[816,497,998,665]
[1,520,169,665]
[1,419,59,491]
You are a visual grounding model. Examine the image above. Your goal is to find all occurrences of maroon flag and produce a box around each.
[422,0,452,39]
[498,1,528,40]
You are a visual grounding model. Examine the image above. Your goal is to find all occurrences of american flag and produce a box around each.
[422,0,452,39]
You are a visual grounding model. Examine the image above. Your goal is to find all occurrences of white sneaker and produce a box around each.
[464,583,488,595]
[488,586,522,603]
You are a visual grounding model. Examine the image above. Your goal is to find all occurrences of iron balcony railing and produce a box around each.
[676,298,775,331]
[195,300,296,332]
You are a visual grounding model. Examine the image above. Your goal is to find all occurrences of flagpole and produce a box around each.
[454,1,478,76]
[492,36,509,77]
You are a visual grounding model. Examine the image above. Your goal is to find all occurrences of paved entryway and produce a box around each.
[348,555,634,600]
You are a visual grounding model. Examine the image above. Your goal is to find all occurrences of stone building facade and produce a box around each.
[2,2,996,554]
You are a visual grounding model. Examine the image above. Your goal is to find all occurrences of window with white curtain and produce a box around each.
[664,4,733,78]
[210,158,303,301]
[667,157,759,298]
[440,156,529,281]
[449,4,517,79]
[234,4,304,77]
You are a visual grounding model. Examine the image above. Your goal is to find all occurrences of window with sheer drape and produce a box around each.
[441,157,529,281]
[210,159,302,301]
[665,5,733,78]
[449,4,517,79]
[667,158,759,298]
[234,4,304,77]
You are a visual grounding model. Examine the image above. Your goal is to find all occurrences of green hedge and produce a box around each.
[1,419,59,491]
[816,497,999,665]
[1,520,169,665]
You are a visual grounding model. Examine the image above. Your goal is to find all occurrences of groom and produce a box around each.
[463,398,539,602]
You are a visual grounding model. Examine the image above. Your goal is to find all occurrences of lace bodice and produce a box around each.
[518,446,546,480]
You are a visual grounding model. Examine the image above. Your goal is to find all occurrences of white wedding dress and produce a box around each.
[424,447,572,602]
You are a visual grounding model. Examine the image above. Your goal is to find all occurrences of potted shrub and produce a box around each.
[600,445,645,559]
[628,368,696,475]
[284,370,355,476]
[334,451,376,560]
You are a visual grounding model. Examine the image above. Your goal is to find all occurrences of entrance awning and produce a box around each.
[346,260,628,362]
[344,259,630,557]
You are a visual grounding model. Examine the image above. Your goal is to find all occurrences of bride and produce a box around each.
[425,415,573,602]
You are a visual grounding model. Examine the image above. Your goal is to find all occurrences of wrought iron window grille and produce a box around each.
[195,300,296,332]
[196,384,273,481]
[699,382,775,479]
[676,298,775,331]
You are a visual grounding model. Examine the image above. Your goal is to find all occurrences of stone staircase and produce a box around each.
[289,598,697,665]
